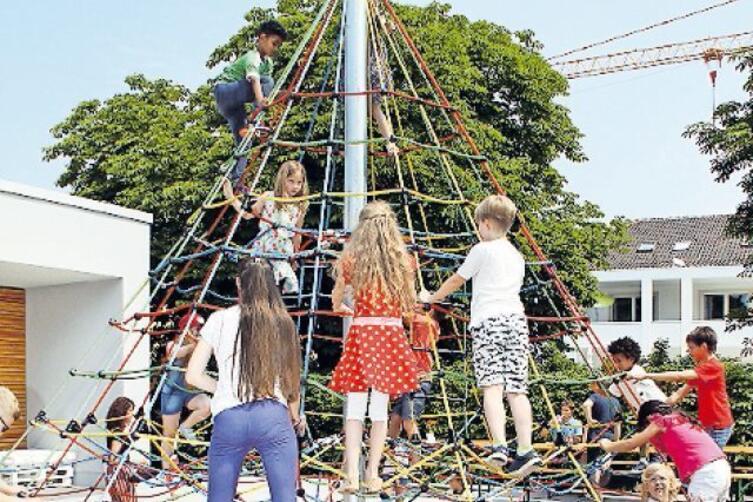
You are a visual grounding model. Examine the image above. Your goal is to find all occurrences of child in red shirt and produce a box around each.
[388,309,439,440]
[637,326,733,447]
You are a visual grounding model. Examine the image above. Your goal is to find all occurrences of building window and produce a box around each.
[704,295,724,320]
[729,293,751,318]
[612,297,641,322]
[703,293,751,320]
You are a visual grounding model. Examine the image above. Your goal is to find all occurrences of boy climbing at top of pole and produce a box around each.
[420,194,542,477]
[213,20,288,193]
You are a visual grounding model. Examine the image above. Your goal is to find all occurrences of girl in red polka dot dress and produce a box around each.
[329,200,419,494]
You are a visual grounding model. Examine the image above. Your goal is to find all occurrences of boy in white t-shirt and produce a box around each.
[421,195,540,476]
[606,337,667,411]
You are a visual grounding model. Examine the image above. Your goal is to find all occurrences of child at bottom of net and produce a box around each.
[159,312,211,469]
[104,397,155,502]
[329,200,420,494]
[639,463,680,502]
[585,400,731,502]
[388,308,440,442]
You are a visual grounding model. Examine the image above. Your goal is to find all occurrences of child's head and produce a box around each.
[0,386,20,435]
[607,336,641,371]
[685,325,717,361]
[106,396,136,433]
[235,259,301,403]
[640,463,680,502]
[560,399,575,420]
[256,20,288,58]
[473,195,517,241]
[588,382,606,395]
[343,200,416,311]
[176,311,204,341]
[274,160,309,209]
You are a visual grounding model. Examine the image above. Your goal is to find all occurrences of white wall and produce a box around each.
[654,280,680,321]
[0,181,151,485]
[589,267,753,362]
[25,280,146,484]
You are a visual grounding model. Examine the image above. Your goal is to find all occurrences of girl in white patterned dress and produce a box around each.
[235,160,309,293]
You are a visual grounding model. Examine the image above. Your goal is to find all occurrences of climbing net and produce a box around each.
[4,1,663,500]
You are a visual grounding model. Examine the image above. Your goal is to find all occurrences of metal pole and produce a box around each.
[344,0,368,229]
[342,1,368,491]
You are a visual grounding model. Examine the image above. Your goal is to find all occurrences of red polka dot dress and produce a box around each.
[329,265,420,397]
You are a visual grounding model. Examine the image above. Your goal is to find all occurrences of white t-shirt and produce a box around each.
[456,238,525,327]
[608,364,667,411]
[200,306,287,417]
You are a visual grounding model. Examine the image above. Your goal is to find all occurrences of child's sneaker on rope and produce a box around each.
[506,449,542,478]
[627,458,650,477]
[486,445,510,467]
[179,425,197,442]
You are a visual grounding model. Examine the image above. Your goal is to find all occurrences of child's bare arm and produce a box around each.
[667,384,692,406]
[251,191,273,218]
[600,424,660,453]
[582,398,595,425]
[293,208,306,251]
[185,340,217,394]
[425,274,466,304]
[248,76,266,105]
[331,275,352,314]
[641,370,698,382]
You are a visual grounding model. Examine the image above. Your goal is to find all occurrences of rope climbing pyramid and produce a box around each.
[3,1,647,500]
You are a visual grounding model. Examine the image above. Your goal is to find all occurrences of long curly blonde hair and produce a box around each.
[639,463,680,502]
[339,200,416,311]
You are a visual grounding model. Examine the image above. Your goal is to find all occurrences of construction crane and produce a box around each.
[551,31,753,79]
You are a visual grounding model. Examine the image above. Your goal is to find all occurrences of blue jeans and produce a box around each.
[214,75,274,184]
[706,425,733,449]
[213,75,274,144]
[208,400,297,501]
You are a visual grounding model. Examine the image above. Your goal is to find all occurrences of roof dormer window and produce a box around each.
[636,243,655,253]
[672,241,691,252]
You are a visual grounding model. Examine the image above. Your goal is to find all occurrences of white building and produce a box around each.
[585,214,753,360]
[0,179,151,485]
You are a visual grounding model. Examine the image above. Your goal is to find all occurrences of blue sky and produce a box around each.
[1,1,751,219]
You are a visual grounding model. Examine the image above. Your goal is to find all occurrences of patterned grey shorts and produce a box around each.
[470,313,529,393]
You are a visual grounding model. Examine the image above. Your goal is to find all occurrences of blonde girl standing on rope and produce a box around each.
[232,160,309,294]
[329,200,420,494]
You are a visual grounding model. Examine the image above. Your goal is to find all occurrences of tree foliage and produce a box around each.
[684,52,753,330]
[45,0,626,309]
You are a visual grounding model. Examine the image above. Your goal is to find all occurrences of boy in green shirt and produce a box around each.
[214,20,288,184]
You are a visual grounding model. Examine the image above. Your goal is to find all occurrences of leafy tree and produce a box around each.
[45,0,626,307]
[684,52,753,331]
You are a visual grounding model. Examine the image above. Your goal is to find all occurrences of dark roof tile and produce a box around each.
[604,214,751,270]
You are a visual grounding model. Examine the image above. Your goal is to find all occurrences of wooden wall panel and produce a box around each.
[0,288,26,449]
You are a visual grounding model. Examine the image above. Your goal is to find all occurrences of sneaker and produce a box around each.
[628,458,649,476]
[487,445,510,467]
[179,426,197,442]
[507,450,542,478]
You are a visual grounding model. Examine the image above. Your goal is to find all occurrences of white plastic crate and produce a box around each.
[0,449,76,489]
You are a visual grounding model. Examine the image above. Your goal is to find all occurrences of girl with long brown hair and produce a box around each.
[104,397,155,502]
[329,200,420,494]
[186,260,303,501]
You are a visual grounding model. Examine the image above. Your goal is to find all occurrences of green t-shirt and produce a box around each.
[217,48,274,83]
